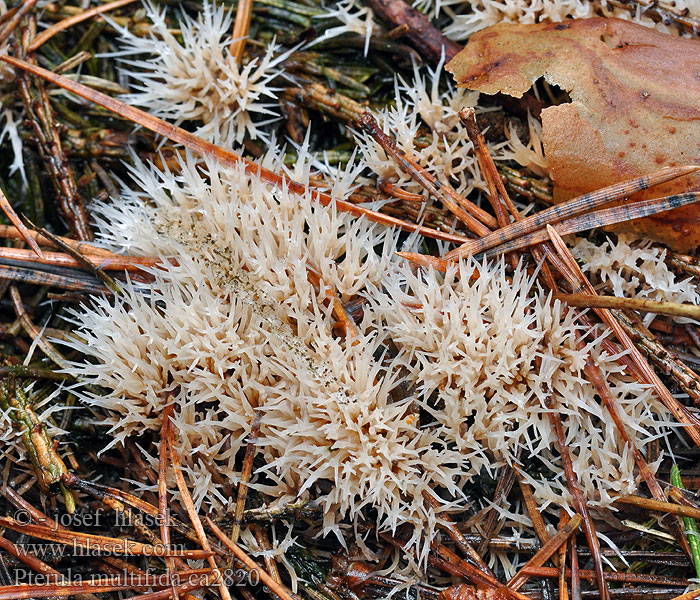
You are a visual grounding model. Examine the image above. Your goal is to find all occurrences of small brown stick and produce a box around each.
[557,294,700,320]
[0,189,43,259]
[614,495,700,520]
[165,408,232,600]
[230,0,253,62]
[547,400,608,600]
[545,225,700,446]
[2,55,471,245]
[362,0,460,65]
[206,516,300,600]
[231,412,261,544]
[445,166,698,261]
[27,0,138,52]
[507,514,582,591]
[358,112,497,235]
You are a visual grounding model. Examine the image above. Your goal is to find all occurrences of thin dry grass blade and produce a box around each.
[0,55,470,245]
[0,515,212,558]
[27,0,138,52]
[507,514,582,591]
[0,188,43,259]
[445,166,698,261]
[206,516,300,600]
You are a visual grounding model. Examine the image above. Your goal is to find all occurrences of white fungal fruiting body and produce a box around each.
[311,0,377,56]
[67,145,668,559]
[115,2,287,146]
[572,235,700,325]
[356,58,494,202]
[67,150,466,557]
[366,261,666,510]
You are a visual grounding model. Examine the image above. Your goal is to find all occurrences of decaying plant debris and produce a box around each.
[0,0,698,599]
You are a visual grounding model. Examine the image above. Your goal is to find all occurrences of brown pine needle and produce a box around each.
[163,405,232,600]
[514,466,557,566]
[507,514,582,591]
[0,188,43,259]
[518,567,689,587]
[481,191,700,258]
[0,246,162,271]
[378,179,425,202]
[445,165,698,261]
[231,412,261,544]
[230,0,253,63]
[159,404,179,599]
[0,224,113,256]
[0,515,213,558]
[0,55,470,245]
[27,0,139,52]
[206,516,300,600]
[358,112,497,235]
[558,294,700,320]
[395,251,448,271]
[459,107,519,227]
[547,400,609,600]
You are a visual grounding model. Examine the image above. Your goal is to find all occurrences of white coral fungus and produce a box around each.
[356,57,492,201]
[310,0,377,56]
[115,1,289,145]
[572,235,700,325]
[66,147,667,559]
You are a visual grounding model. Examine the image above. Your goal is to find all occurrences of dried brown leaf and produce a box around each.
[447,17,700,250]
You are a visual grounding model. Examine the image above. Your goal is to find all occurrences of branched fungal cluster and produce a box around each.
[66,142,668,560]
